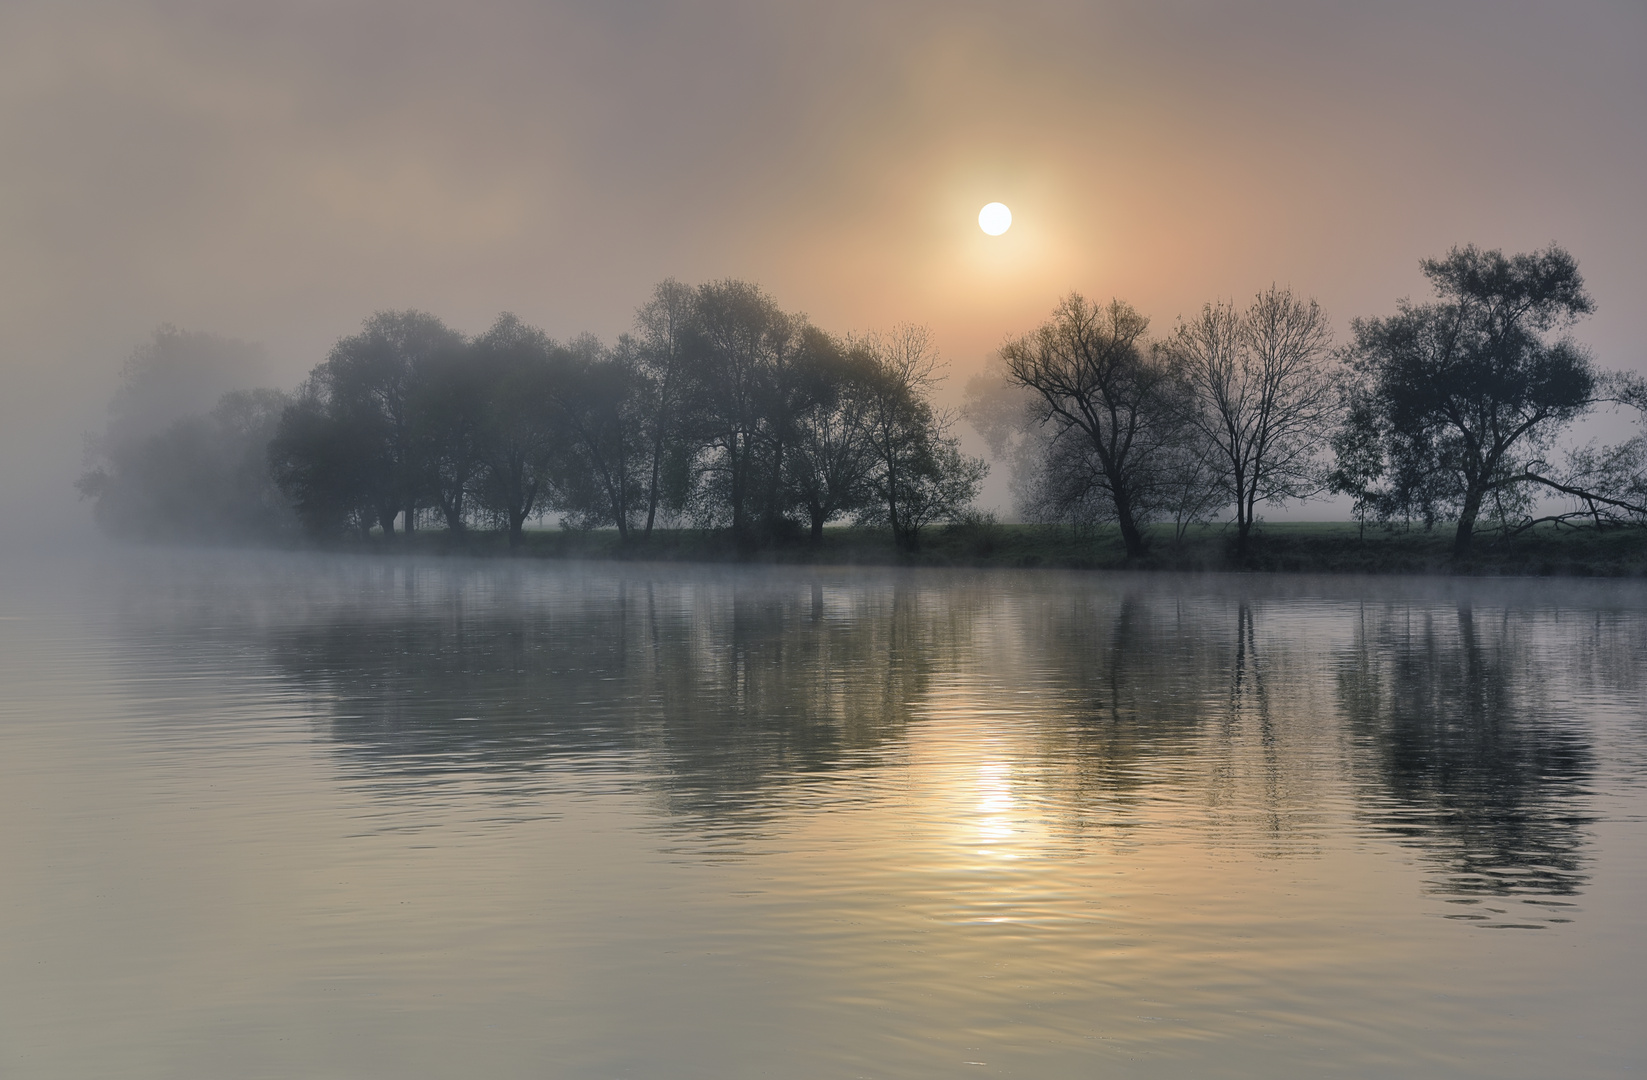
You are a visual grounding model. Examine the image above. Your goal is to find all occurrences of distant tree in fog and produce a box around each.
[271,310,466,537]
[548,334,652,538]
[79,388,296,542]
[99,326,273,451]
[86,283,992,551]
[77,327,293,542]
[629,280,698,538]
[677,280,806,545]
[469,314,564,547]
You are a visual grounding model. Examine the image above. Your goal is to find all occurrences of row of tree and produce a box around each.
[968,244,1646,558]
[83,281,987,551]
[80,244,1644,559]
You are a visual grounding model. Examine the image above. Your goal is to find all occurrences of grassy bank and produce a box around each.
[382,519,1647,577]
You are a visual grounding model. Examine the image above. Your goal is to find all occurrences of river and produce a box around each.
[2,549,1643,1078]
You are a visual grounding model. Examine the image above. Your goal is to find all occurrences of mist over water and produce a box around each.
[2,549,1644,1078]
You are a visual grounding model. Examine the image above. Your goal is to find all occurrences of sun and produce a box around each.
[978,202,1012,236]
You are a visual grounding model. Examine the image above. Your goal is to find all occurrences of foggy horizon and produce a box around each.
[3,0,1644,540]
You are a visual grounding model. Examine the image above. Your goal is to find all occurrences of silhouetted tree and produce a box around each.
[309,310,467,535]
[856,325,987,551]
[630,279,698,537]
[1330,245,1597,556]
[470,314,564,547]
[412,345,490,532]
[679,280,807,545]
[269,383,380,538]
[999,296,1178,556]
[1168,286,1338,556]
[549,334,652,538]
[789,339,878,542]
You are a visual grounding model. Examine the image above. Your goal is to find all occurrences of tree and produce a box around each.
[999,296,1178,557]
[788,338,877,542]
[1168,286,1337,556]
[857,325,986,551]
[470,314,564,547]
[548,334,651,539]
[79,388,296,542]
[630,279,697,537]
[269,381,381,539]
[308,310,467,535]
[1331,245,1597,557]
[679,280,806,546]
[79,326,289,541]
[412,346,490,533]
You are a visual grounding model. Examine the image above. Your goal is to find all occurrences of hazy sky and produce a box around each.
[3,0,1643,533]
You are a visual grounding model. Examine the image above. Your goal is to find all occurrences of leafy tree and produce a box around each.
[788,338,877,543]
[1331,245,1597,556]
[412,346,490,533]
[79,388,296,542]
[680,280,807,545]
[470,314,564,547]
[548,334,652,538]
[629,279,698,537]
[79,326,288,541]
[313,310,467,534]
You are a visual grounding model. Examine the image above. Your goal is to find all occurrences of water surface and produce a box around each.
[2,550,1644,1078]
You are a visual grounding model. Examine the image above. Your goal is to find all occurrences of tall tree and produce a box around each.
[1169,286,1337,556]
[857,326,986,551]
[999,296,1176,557]
[682,280,803,545]
[412,345,490,533]
[548,334,651,539]
[789,338,877,542]
[630,279,697,537]
[1331,245,1597,556]
[471,314,564,547]
[312,310,466,535]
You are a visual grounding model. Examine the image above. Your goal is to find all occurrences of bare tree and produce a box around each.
[1168,286,1337,556]
[857,325,986,551]
[999,296,1174,557]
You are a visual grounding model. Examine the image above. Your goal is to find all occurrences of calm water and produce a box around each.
[2,549,1645,1079]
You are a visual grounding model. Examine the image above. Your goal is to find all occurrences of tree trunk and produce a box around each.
[508,507,527,549]
[1110,480,1147,558]
[403,502,416,533]
[1453,485,1484,558]
[644,444,662,539]
[378,508,397,536]
[810,506,825,544]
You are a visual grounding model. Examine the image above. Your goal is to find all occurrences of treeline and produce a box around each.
[80,245,1647,562]
[968,243,1647,558]
[81,280,986,551]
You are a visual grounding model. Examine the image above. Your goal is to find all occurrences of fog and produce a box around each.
[2,0,1644,542]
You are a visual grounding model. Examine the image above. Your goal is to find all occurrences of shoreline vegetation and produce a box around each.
[78,246,1647,566]
[329,520,1647,578]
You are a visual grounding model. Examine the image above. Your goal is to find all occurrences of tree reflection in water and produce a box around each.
[260,571,948,825]
[184,561,1612,922]
[1337,602,1595,912]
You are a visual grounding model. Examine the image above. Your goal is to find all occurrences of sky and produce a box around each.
[2,0,1644,534]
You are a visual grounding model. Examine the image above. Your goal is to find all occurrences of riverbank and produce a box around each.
[379,520,1647,577]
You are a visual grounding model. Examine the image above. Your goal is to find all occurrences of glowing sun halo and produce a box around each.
[978,202,1012,236]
